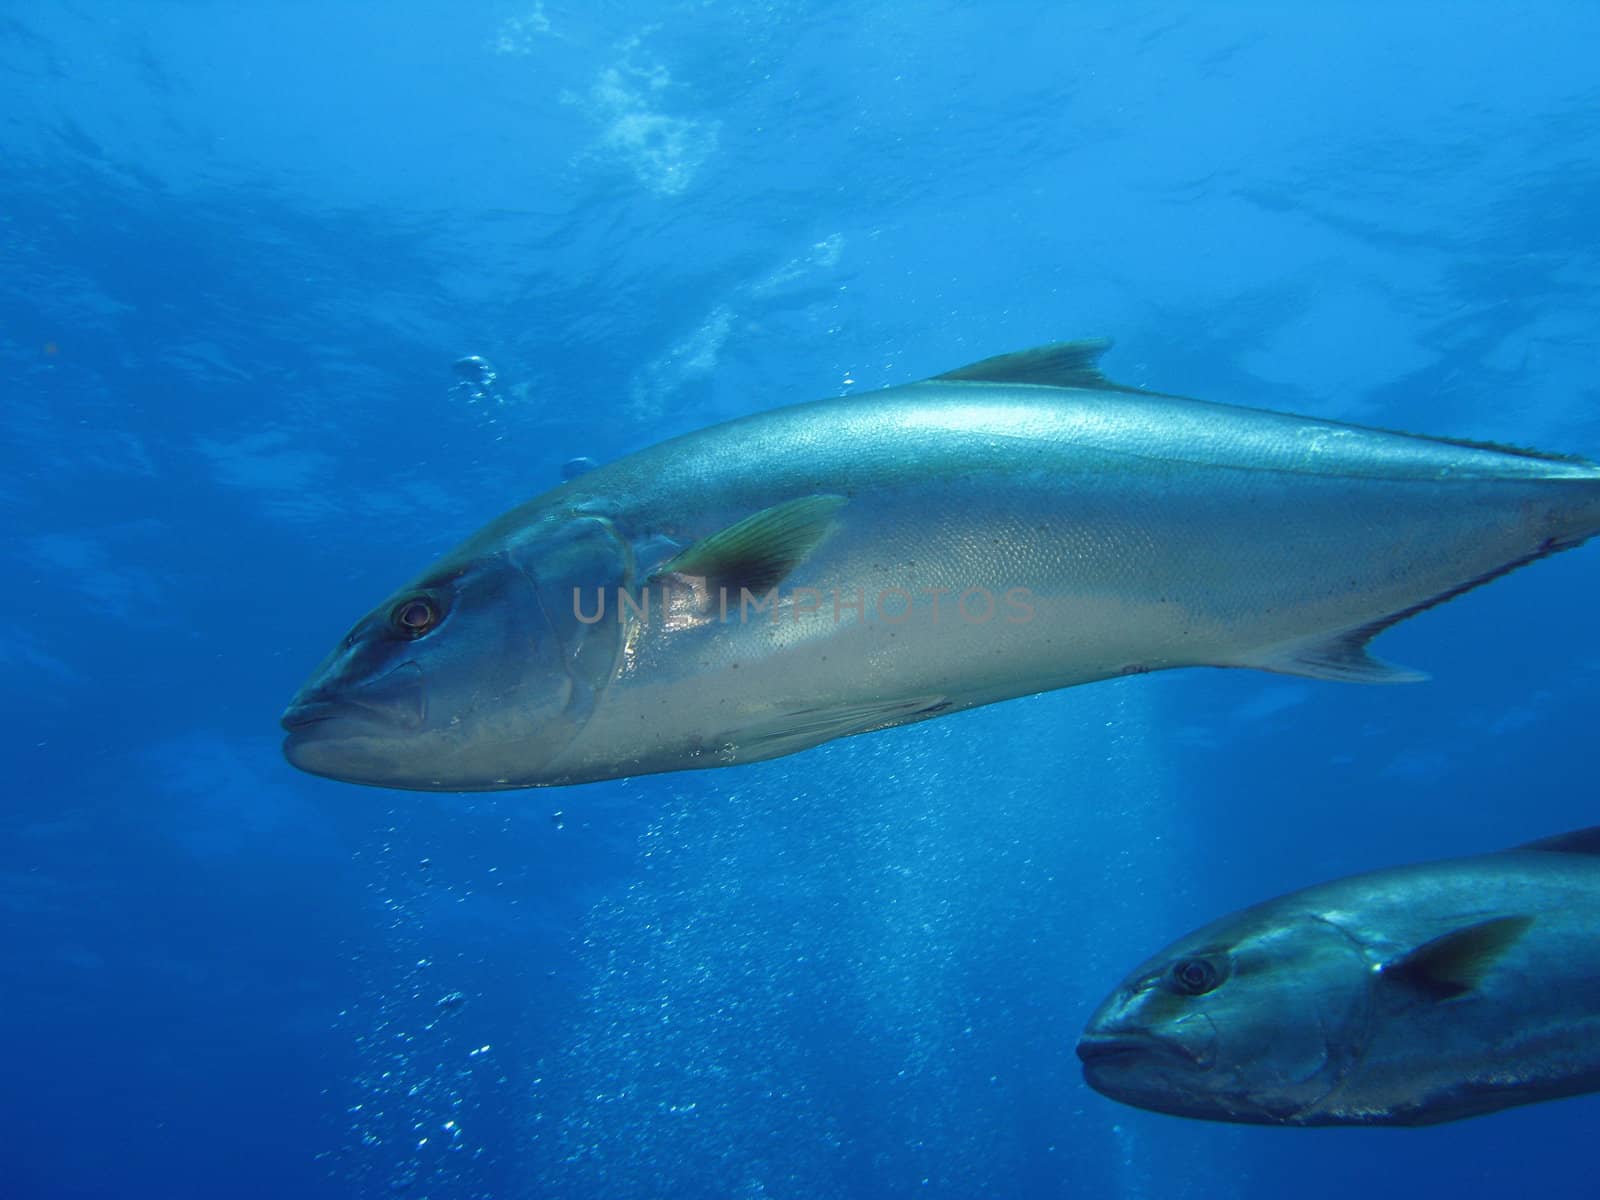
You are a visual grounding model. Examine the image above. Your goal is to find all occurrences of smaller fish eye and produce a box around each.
[393,596,439,638]
[1168,957,1220,996]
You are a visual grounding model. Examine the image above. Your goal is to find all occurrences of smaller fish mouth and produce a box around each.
[1077,1020,1215,1073]
[1076,1036,1153,1066]
[280,701,340,731]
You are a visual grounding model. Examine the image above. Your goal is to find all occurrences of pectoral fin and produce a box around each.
[1380,915,1534,1001]
[652,494,847,594]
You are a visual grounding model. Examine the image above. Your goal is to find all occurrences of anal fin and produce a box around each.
[1239,541,1581,686]
[1243,624,1428,685]
[725,695,951,763]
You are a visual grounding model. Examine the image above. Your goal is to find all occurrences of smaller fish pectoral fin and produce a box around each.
[1378,915,1535,1002]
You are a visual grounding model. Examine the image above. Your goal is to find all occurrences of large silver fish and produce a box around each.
[281,339,1600,790]
[1078,828,1600,1126]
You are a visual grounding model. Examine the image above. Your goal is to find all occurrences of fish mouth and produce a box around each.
[280,662,427,738]
[1077,1029,1219,1116]
[280,663,427,785]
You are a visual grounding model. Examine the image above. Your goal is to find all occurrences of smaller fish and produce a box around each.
[1078,828,1600,1126]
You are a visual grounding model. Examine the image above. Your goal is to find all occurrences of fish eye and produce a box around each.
[1168,957,1220,996]
[391,596,440,638]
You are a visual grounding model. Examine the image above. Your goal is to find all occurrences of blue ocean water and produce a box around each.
[6,3,1600,1197]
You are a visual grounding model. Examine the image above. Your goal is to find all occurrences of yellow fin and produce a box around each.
[653,494,847,594]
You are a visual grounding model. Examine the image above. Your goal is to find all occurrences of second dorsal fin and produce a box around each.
[933,338,1146,392]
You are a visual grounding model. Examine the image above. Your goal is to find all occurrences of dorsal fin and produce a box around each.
[1514,827,1600,856]
[933,338,1148,392]
[1380,916,1534,1001]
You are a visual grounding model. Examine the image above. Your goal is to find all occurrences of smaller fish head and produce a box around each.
[282,514,631,789]
[1079,912,1372,1124]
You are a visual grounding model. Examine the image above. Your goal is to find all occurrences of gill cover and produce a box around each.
[1205,916,1378,1121]
[507,514,631,732]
